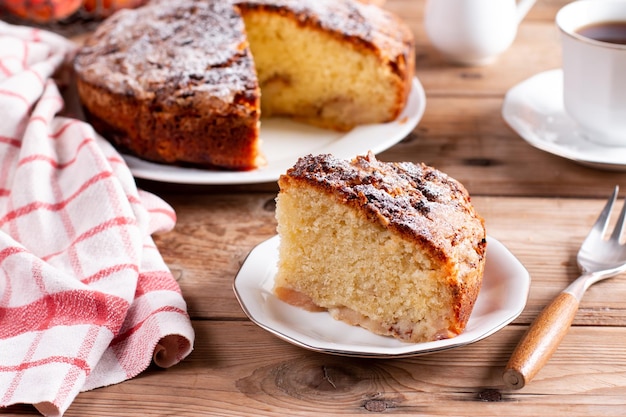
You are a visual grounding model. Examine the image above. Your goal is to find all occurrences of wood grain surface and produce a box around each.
[4,0,626,416]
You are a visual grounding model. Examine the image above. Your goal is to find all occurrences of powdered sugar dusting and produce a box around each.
[75,0,256,101]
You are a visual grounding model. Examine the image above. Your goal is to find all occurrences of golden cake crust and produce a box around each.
[74,0,262,170]
[276,153,487,340]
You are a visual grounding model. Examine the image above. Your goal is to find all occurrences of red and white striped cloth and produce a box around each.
[0,21,195,416]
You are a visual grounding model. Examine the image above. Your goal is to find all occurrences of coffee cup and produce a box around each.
[424,0,536,66]
[557,0,626,147]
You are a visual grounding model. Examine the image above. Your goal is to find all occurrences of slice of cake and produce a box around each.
[274,152,487,343]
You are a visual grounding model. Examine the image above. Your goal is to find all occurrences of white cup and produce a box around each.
[424,0,536,66]
[557,0,626,147]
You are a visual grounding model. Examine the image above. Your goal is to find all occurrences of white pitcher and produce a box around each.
[424,0,537,66]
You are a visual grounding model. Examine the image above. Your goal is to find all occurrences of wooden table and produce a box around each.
[6,0,626,415]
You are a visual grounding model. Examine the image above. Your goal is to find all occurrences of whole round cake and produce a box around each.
[274,153,487,343]
[73,0,415,170]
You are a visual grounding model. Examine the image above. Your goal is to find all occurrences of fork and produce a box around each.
[503,185,626,390]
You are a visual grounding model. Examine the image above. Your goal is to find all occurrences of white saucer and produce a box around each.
[502,69,626,171]
[233,235,530,358]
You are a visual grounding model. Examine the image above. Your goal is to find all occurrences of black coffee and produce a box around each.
[576,21,626,45]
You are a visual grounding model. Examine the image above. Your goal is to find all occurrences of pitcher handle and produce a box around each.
[516,0,537,24]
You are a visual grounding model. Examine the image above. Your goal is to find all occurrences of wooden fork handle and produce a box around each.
[503,291,580,390]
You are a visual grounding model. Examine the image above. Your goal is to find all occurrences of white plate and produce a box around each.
[502,69,626,171]
[123,77,426,184]
[233,235,530,358]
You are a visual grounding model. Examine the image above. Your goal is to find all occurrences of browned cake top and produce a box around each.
[281,152,487,265]
[74,0,258,103]
[235,0,414,77]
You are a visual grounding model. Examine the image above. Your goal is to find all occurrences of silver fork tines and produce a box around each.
[579,186,626,272]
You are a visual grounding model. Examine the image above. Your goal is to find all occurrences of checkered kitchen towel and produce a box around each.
[0,21,195,416]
